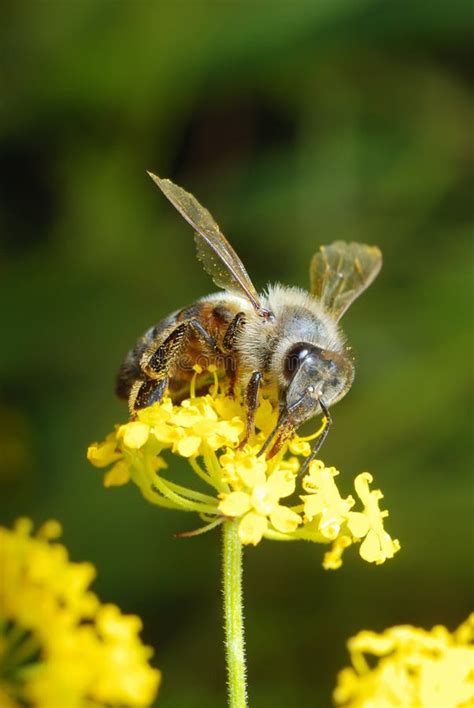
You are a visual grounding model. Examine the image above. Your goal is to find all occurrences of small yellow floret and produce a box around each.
[0,519,161,707]
[118,421,150,449]
[238,511,269,545]
[334,615,474,707]
[219,491,252,517]
[88,382,399,566]
[87,432,122,467]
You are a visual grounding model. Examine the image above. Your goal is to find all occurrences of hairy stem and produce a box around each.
[222,520,247,708]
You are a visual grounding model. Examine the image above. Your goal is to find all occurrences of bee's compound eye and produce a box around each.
[283,343,314,380]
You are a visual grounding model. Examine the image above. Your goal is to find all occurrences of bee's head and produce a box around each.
[260,343,354,459]
[283,342,354,420]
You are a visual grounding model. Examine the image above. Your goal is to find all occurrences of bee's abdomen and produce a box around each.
[176,298,238,333]
[116,295,245,403]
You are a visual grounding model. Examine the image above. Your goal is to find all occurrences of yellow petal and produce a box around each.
[359,529,381,563]
[238,512,268,545]
[254,397,276,434]
[359,529,400,564]
[87,436,121,468]
[267,468,296,498]
[214,396,244,422]
[318,513,342,540]
[279,456,300,474]
[137,398,173,426]
[96,603,142,640]
[104,460,131,487]
[215,419,244,447]
[288,438,311,456]
[270,506,302,533]
[347,512,370,538]
[221,450,267,489]
[176,435,201,457]
[37,520,62,540]
[301,493,324,521]
[251,484,278,516]
[302,459,326,492]
[354,471,374,501]
[150,421,179,445]
[118,422,150,449]
[219,492,251,518]
[170,408,201,427]
[239,457,267,488]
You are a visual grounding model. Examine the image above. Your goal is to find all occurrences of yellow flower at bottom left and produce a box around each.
[0,518,160,707]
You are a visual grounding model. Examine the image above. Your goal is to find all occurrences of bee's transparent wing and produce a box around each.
[148,173,267,316]
[310,241,382,320]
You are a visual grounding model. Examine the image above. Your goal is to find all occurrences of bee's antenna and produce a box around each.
[298,399,332,477]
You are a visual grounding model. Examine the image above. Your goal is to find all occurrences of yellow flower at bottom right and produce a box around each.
[334,614,474,707]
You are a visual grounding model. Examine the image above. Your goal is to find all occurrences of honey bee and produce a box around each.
[116,173,382,467]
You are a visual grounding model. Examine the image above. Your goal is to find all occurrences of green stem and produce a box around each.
[222,521,247,708]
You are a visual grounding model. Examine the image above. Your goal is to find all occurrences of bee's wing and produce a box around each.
[310,241,382,320]
[148,173,267,316]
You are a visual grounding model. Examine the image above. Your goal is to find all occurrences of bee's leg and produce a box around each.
[187,319,219,354]
[237,371,262,449]
[142,322,188,380]
[129,377,169,413]
[143,319,218,382]
[222,312,246,397]
[223,312,246,351]
[127,318,219,413]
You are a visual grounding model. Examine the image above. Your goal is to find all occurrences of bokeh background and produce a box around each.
[1,2,472,706]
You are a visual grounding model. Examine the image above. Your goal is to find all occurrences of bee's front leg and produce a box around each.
[222,312,262,445]
[222,312,246,397]
[222,312,246,351]
[237,371,262,450]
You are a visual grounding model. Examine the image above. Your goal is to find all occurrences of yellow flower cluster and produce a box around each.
[334,615,474,707]
[0,518,160,707]
[88,376,399,567]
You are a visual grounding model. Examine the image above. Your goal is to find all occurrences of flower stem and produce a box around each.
[222,520,247,708]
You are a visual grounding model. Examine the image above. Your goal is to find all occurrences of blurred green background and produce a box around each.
[1,2,472,706]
